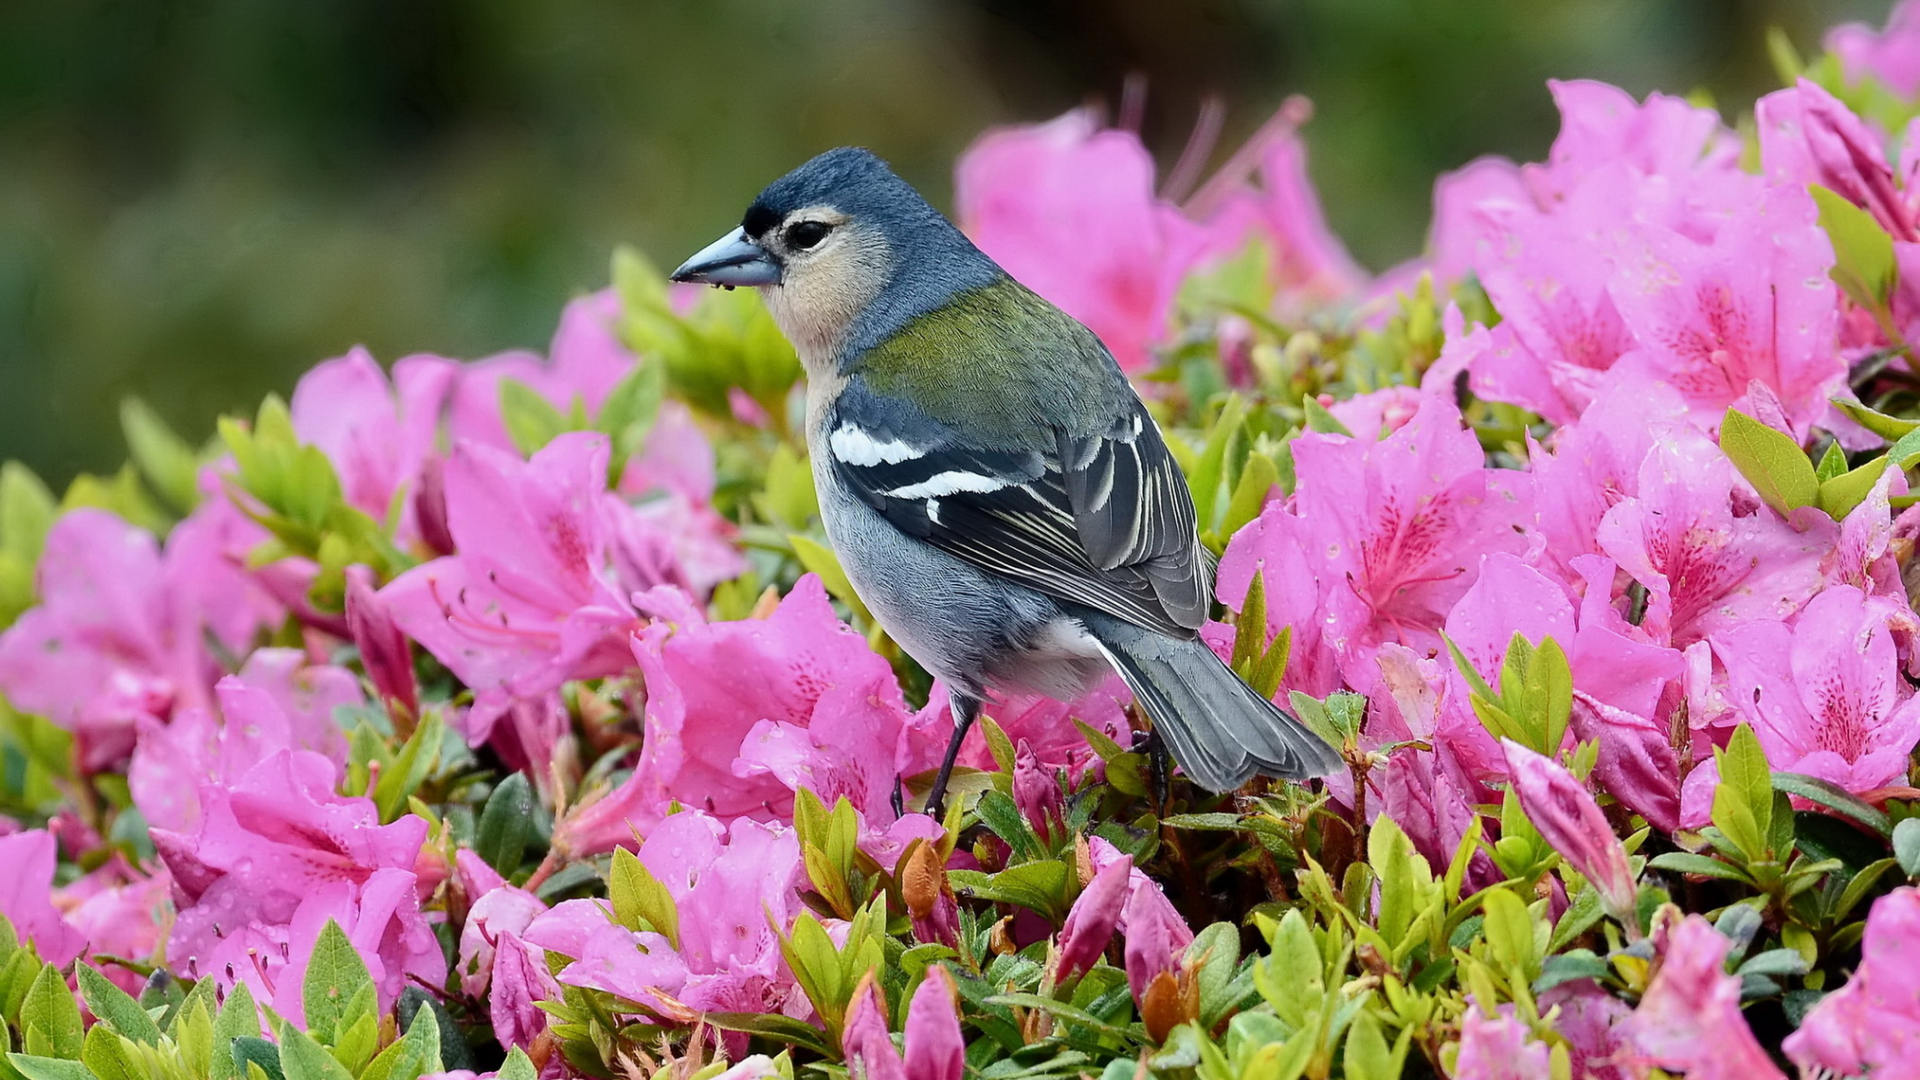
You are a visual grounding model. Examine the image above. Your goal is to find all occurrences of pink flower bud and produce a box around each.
[1122,882,1192,1003]
[1796,78,1919,241]
[1057,856,1130,980]
[904,967,964,1080]
[1502,740,1637,928]
[843,974,907,1080]
[413,456,456,557]
[346,564,418,716]
[1013,740,1066,843]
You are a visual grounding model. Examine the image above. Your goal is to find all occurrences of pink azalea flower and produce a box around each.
[1711,584,1920,793]
[1451,1000,1551,1080]
[269,869,448,1026]
[1194,106,1368,307]
[1501,741,1637,926]
[530,812,811,1026]
[560,576,910,850]
[1824,463,1908,596]
[1056,856,1130,980]
[731,667,948,870]
[941,676,1133,782]
[1826,1,1920,97]
[1525,369,1692,574]
[1535,979,1635,1080]
[1619,914,1785,1080]
[1421,156,1533,285]
[1011,740,1067,844]
[1438,552,1683,824]
[130,654,360,831]
[0,507,277,769]
[289,348,458,544]
[1596,433,1829,648]
[153,749,437,1013]
[1375,747,1494,886]
[1757,79,1918,242]
[956,110,1208,373]
[842,966,964,1080]
[1122,878,1195,1003]
[346,564,418,716]
[381,432,638,735]
[0,829,87,965]
[1532,81,1742,206]
[1220,395,1531,696]
[1785,886,1920,1076]
[1604,183,1844,439]
[1450,185,1639,425]
[55,858,171,993]
[456,878,558,1051]
[1086,835,1194,941]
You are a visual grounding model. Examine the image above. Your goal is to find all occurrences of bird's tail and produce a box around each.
[1081,612,1342,791]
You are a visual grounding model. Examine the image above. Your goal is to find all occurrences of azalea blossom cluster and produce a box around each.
[4,5,1920,1080]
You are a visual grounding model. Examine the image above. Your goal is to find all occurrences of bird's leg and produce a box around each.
[925,692,982,820]
[1132,724,1171,812]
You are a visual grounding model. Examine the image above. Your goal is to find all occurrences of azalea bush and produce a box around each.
[10,7,1920,1080]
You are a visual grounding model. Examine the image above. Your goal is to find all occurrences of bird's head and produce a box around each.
[671,147,992,367]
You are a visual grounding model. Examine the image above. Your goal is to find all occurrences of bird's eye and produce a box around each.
[785,220,831,251]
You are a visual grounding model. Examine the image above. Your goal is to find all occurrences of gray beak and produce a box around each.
[670,227,782,287]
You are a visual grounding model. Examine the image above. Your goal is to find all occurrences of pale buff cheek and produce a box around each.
[763,234,888,376]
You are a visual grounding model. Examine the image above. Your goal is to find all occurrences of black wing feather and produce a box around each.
[828,380,1209,637]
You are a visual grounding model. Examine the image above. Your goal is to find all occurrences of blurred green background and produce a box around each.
[0,0,1885,485]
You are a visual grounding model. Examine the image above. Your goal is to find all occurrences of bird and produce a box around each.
[670,146,1342,815]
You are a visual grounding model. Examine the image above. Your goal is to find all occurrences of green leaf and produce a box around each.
[1832,397,1920,441]
[230,1037,284,1080]
[1480,889,1540,983]
[1534,950,1611,994]
[119,397,204,513]
[948,861,1073,922]
[1222,451,1280,538]
[372,709,443,822]
[1773,772,1891,836]
[21,964,83,1060]
[0,463,57,568]
[76,965,162,1045]
[1301,395,1353,436]
[983,994,1130,1038]
[80,1025,139,1080]
[397,986,471,1076]
[754,443,818,531]
[593,360,666,480]
[275,1023,352,1080]
[497,1049,539,1080]
[1815,441,1849,483]
[1893,817,1920,877]
[359,1006,442,1080]
[1647,852,1754,883]
[211,983,260,1080]
[498,380,571,457]
[700,1013,832,1057]
[1736,948,1811,980]
[787,535,871,624]
[5,1056,94,1080]
[1712,724,1775,862]
[1812,184,1899,310]
[1342,1009,1407,1080]
[609,848,680,948]
[1818,456,1889,520]
[1719,409,1818,518]
[1888,425,1920,471]
[474,772,535,875]
[301,920,374,1046]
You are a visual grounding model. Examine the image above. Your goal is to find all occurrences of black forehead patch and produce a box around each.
[741,202,782,240]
